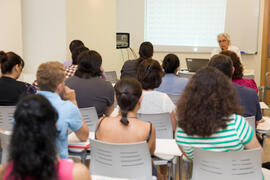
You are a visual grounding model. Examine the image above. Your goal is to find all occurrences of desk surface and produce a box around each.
[178,69,255,79]
[68,132,182,158]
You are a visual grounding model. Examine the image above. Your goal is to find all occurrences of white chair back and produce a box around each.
[0,106,16,131]
[245,116,256,132]
[167,94,180,105]
[105,71,118,84]
[138,113,173,139]
[0,132,11,164]
[192,148,262,180]
[79,107,99,132]
[90,139,152,180]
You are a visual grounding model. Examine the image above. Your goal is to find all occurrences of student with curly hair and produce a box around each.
[175,66,262,160]
[0,94,91,180]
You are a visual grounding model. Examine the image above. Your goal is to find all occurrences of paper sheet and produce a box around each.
[257,116,270,131]
[260,102,269,109]
[154,139,182,160]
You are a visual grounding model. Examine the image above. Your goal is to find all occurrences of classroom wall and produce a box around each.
[0,0,23,55]
[67,0,120,75]
[21,0,66,74]
[116,0,265,84]
[0,0,265,83]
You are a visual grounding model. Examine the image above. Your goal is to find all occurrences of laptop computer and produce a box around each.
[185,58,209,72]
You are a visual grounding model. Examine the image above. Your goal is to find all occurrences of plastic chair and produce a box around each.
[0,106,16,131]
[79,107,99,132]
[167,94,180,105]
[245,116,256,131]
[105,71,118,84]
[137,113,173,139]
[137,113,176,180]
[192,148,262,180]
[90,139,153,180]
[0,132,11,164]
[68,107,98,163]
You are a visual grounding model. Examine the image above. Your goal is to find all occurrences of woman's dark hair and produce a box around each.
[208,54,233,78]
[69,40,84,52]
[220,50,243,79]
[9,94,58,180]
[162,54,180,73]
[136,42,154,66]
[137,59,163,90]
[0,51,24,74]
[75,50,102,78]
[71,46,89,65]
[115,78,142,125]
[176,66,243,137]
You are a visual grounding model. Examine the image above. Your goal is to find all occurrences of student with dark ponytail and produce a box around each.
[0,51,36,105]
[95,77,156,150]
[95,77,156,174]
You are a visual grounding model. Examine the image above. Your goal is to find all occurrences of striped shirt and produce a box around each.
[175,114,253,159]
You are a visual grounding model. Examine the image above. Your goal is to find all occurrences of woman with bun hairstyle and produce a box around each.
[0,51,36,105]
[0,94,91,180]
[95,77,157,176]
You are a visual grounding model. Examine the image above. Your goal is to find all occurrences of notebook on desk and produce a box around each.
[185,58,209,72]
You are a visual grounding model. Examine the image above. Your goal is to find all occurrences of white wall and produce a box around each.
[21,0,66,74]
[0,0,23,55]
[67,0,119,76]
[0,0,265,83]
[116,0,265,84]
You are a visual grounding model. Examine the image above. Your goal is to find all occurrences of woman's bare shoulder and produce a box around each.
[73,163,91,180]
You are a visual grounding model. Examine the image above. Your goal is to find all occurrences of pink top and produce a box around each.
[3,159,74,180]
[232,78,258,93]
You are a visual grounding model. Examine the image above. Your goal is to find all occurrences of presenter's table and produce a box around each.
[177,69,255,79]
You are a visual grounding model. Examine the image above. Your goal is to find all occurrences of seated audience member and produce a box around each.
[220,50,258,93]
[66,50,114,118]
[175,67,264,171]
[95,77,157,177]
[155,54,188,95]
[0,51,36,105]
[208,54,262,121]
[137,59,176,131]
[63,40,85,66]
[0,95,91,180]
[120,41,153,79]
[65,45,89,79]
[175,67,270,178]
[65,46,106,80]
[210,33,242,60]
[36,61,89,159]
[32,46,90,88]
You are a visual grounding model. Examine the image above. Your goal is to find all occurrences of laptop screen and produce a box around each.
[185,58,209,72]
